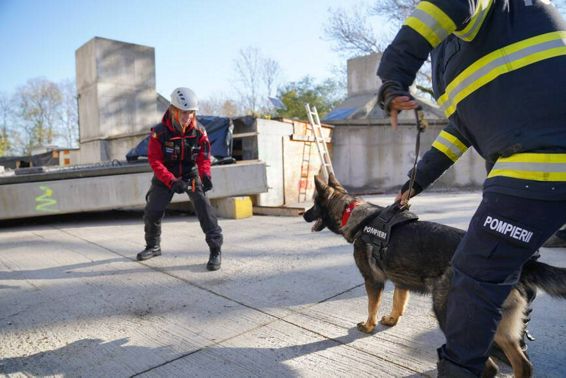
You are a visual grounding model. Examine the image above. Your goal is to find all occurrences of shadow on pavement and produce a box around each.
[0,337,170,376]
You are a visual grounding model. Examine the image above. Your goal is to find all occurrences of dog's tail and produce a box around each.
[521,261,566,299]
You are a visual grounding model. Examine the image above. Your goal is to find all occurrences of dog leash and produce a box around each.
[401,108,427,210]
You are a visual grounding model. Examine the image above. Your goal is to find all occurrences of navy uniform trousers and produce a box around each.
[143,177,223,252]
[438,191,566,375]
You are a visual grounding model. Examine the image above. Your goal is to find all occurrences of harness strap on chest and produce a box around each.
[358,203,419,261]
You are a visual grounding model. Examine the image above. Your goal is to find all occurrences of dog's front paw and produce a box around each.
[380,315,399,326]
[357,321,375,333]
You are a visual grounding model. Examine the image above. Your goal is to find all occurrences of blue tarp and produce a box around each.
[322,107,357,122]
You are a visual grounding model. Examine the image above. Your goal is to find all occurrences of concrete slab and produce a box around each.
[0,160,267,221]
[1,191,565,377]
[139,320,416,377]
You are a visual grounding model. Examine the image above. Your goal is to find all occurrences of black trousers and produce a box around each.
[438,191,566,375]
[143,177,223,251]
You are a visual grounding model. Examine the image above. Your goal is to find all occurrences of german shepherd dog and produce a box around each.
[303,174,566,378]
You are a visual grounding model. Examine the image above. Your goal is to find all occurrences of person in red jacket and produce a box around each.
[137,87,223,271]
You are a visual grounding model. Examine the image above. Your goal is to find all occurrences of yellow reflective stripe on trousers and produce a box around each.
[488,153,566,181]
[404,1,456,48]
[438,31,566,118]
[432,130,468,162]
[454,0,493,41]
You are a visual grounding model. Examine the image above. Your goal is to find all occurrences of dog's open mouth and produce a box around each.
[311,218,325,232]
[303,204,326,232]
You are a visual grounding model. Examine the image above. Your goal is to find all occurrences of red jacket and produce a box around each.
[148,110,211,188]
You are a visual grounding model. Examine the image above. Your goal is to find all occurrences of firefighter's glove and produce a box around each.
[202,175,213,192]
[171,179,188,194]
[401,180,423,198]
[377,80,412,116]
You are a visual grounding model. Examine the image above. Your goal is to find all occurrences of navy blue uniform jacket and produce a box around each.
[378,0,566,200]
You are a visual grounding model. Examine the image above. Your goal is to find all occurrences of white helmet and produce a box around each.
[170,87,199,111]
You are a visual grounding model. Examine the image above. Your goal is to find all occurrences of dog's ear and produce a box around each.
[314,175,328,193]
[328,173,347,193]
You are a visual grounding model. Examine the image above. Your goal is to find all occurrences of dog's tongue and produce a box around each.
[311,218,324,232]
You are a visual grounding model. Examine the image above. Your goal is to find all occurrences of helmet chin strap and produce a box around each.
[171,109,183,133]
[171,108,190,132]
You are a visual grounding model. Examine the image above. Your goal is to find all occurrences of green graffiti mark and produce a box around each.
[35,185,59,213]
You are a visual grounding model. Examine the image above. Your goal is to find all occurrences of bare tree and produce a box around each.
[15,78,63,154]
[200,94,242,117]
[326,0,566,98]
[324,3,384,57]
[199,97,224,116]
[233,47,262,114]
[232,47,283,115]
[219,99,239,117]
[58,80,79,148]
[370,0,418,24]
[262,58,281,98]
[324,1,429,97]
[0,92,14,156]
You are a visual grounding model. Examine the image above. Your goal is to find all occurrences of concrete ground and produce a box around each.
[1,191,565,377]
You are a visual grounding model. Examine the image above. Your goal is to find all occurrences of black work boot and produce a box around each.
[137,246,161,261]
[437,359,478,378]
[206,248,221,271]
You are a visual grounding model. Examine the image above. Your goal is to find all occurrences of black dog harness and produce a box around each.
[357,203,419,261]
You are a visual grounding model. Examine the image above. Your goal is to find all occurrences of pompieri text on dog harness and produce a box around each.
[363,225,387,240]
[483,216,533,243]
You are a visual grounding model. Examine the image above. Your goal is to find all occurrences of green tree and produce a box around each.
[275,77,345,119]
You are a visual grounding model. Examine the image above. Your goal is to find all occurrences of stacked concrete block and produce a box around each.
[75,37,158,163]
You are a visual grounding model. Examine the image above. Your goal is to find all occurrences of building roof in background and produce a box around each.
[323,92,446,126]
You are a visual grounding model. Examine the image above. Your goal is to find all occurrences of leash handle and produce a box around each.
[402,109,427,210]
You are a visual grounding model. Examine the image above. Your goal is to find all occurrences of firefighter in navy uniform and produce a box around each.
[377,1,566,376]
[137,87,223,271]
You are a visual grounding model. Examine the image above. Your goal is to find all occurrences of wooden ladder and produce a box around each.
[304,103,334,182]
[297,137,313,203]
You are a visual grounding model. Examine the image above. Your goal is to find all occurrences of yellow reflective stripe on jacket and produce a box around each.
[488,153,566,181]
[454,0,493,41]
[404,1,456,48]
[432,130,469,162]
[438,31,566,117]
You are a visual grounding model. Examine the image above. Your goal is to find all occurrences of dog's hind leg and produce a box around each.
[493,338,532,378]
[381,286,409,326]
[357,280,384,333]
[493,290,533,378]
[481,357,499,378]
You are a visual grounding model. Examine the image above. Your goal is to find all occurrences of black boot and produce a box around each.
[137,245,161,261]
[207,248,221,271]
[437,359,478,378]
[139,211,162,261]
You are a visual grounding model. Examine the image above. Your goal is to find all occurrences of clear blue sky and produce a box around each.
[0,0,353,100]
